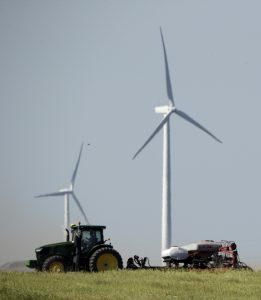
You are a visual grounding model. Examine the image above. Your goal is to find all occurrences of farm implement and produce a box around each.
[127,240,252,270]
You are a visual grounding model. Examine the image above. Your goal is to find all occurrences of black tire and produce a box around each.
[42,255,67,272]
[89,247,123,272]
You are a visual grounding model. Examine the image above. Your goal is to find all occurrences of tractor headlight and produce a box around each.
[35,247,43,253]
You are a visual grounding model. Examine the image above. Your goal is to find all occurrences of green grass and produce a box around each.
[0,270,260,300]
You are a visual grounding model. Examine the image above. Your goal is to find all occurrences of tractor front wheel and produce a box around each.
[42,255,66,272]
[89,247,123,272]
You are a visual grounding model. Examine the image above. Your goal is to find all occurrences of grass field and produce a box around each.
[0,270,260,300]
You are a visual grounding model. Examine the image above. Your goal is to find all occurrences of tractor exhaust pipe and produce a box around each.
[65,228,70,242]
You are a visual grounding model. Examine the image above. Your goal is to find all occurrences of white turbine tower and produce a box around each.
[133,28,222,262]
[35,143,90,239]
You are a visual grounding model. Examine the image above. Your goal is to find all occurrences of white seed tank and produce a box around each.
[162,246,189,261]
[162,240,222,261]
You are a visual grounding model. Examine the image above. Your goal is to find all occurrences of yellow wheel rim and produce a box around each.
[49,261,65,272]
[96,253,118,271]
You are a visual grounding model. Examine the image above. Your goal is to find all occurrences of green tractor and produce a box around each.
[26,224,123,272]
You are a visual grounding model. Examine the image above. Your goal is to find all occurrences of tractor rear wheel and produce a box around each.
[89,247,123,272]
[42,255,66,272]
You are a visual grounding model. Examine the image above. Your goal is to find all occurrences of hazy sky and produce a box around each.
[0,0,261,267]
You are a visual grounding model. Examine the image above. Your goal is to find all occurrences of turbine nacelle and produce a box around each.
[155,105,175,115]
[59,188,72,194]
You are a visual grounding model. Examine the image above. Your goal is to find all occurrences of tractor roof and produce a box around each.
[77,225,106,230]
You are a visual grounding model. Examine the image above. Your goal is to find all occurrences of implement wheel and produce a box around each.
[42,255,66,272]
[89,247,123,272]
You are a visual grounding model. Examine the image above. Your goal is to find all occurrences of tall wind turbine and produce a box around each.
[133,28,222,260]
[35,143,90,239]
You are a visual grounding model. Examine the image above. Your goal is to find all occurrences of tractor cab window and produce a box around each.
[81,230,102,254]
[82,230,102,243]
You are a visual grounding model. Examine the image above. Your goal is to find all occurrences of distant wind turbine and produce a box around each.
[35,143,90,239]
[133,28,222,261]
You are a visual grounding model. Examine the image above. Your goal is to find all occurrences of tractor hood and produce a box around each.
[35,241,75,258]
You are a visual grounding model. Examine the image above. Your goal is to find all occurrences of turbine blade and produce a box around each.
[71,192,90,225]
[175,109,222,143]
[133,110,173,159]
[160,27,175,106]
[71,142,84,188]
[35,191,65,198]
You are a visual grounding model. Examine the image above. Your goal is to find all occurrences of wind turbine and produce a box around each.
[35,143,90,239]
[133,28,222,261]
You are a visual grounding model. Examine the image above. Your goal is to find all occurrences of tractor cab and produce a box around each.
[70,224,106,255]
